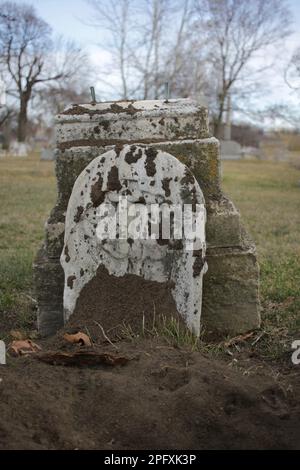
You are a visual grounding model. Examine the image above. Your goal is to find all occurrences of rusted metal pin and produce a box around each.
[90,86,96,104]
[164,82,169,103]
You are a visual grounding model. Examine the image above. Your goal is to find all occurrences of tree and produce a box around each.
[85,0,132,99]
[0,105,14,128]
[35,83,91,117]
[86,0,198,100]
[285,47,300,91]
[195,0,291,137]
[0,2,88,142]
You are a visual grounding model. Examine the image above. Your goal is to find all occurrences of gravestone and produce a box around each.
[241,146,261,159]
[259,135,288,162]
[9,141,29,157]
[220,140,242,160]
[40,148,55,161]
[62,145,207,335]
[34,99,260,337]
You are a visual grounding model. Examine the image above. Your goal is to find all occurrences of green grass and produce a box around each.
[222,160,300,359]
[0,153,56,331]
[0,155,299,359]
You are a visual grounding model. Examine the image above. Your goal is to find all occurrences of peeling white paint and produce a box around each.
[56,99,209,145]
[61,145,207,336]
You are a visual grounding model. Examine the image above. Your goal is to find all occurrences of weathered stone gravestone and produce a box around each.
[62,145,207,335]
[34,99,260,337]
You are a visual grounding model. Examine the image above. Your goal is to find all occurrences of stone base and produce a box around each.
[34,237,260,338]
[202,237,261,336]
[33,247,64,336]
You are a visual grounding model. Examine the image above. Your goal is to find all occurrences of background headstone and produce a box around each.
[220,140,242,160]
[9,141,29,157]
[40,148,55,161]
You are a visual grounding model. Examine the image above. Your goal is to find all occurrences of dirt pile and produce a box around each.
[62,265,182,344]
[0,336,299,450]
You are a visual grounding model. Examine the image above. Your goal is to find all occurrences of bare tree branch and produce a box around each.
[0,1,89,141]
[195,0,292,137]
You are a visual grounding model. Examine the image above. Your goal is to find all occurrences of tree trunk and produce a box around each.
[214,92,226,139]
[17,97,28,142]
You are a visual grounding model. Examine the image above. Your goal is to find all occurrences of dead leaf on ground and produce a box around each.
[35,350,129,367]
[63,332,91,347]
[9,340,42,356]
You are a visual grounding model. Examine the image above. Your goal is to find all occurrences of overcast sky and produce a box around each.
[9,0,300,123]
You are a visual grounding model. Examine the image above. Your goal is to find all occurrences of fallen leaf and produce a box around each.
[63,332,91,347]
[35,350,129,367]
[9,340,41,356]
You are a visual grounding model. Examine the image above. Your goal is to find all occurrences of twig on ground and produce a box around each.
[94,321,118,349]
[251,331,266,346]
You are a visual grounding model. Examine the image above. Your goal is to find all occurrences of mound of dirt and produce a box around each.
[61,265,182,345]
[0,336,299,450]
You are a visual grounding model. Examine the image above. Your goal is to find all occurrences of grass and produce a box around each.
[0,154,299,360]
[0,153,56,333]
[222,160,300,359]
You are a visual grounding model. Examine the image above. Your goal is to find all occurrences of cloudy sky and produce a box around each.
[10,0,300,122]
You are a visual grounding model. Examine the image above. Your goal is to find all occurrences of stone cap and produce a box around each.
[56,99,210,149]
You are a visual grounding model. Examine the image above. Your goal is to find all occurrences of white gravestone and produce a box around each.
[61,145,207,336]
[9,141,29,157]
[0,340,6,365]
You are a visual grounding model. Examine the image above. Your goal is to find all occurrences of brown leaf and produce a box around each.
[63,332,92,347]
[9,340,42,356]
[35,350,129,367]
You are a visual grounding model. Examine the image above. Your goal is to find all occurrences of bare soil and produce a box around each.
[0,269,299,450]
[70,265,182,342]
[0,333,299,450]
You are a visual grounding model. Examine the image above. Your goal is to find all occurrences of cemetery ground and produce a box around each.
[0,153,299,449]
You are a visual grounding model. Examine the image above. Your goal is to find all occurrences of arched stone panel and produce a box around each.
[61,145,207,335]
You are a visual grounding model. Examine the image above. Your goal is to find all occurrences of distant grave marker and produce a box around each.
[9,141,29,157]
[220,140,242,160]
[40,148,54,161]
